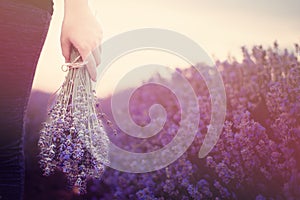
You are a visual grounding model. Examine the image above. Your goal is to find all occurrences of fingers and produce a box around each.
[70,42,101,82]
[61,38,72,62]
[75,43,101,63]
[62,40,101,82]
[83,46,101,82]
[76,44,92,61]
[84,53,97,82]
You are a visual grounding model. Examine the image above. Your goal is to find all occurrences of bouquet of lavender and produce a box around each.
[38,51,110,194]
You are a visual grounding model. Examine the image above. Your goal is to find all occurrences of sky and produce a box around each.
[32,0,300,97]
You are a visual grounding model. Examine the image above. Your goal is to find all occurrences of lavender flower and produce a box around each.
[38,56,109,194]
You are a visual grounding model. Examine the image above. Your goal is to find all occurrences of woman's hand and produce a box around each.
[61,0,102,81]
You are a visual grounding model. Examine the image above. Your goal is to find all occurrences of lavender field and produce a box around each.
[24,43,300,200]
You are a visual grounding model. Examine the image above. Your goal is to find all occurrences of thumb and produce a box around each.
[61,39,72,62]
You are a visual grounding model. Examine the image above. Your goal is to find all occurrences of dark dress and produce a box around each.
[0,1,53,199]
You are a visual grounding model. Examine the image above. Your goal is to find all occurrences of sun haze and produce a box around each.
[32,0,300,96]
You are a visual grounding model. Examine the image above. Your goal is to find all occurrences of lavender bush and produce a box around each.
[25,43,300,200]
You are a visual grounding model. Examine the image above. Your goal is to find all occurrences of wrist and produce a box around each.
[64,0,90,16]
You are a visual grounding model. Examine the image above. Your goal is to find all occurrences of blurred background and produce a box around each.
[25,0,300,199]
[33,0,299,97]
